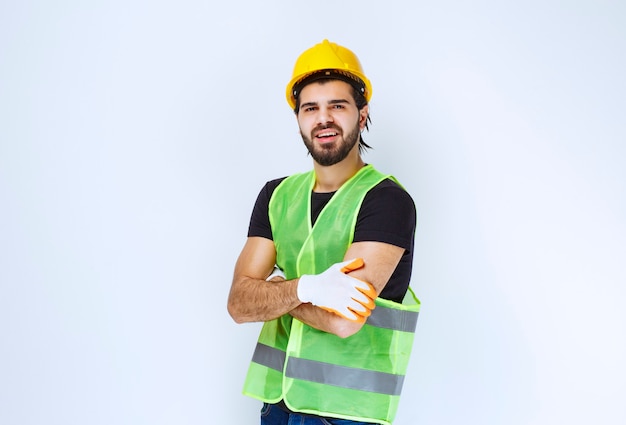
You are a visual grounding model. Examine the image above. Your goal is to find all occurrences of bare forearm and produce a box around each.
[227,276,301,323]
[290,303,363,338]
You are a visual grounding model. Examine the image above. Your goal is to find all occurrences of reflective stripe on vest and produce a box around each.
[250,301,419,395]
[251,343,285,373]
[252,345,405,396]
[367,303,419,332]
[286,357,405,396]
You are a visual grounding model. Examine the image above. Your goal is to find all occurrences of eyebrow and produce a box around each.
[329,99,351,105]
[300,98,351,109]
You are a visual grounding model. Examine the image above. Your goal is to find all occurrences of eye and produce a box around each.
[332,104,344,109]
[303,106,317,112]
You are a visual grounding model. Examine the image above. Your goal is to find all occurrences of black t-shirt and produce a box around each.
[248,177,416,302]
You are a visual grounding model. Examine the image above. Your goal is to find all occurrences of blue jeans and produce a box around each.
[260,403,373,425]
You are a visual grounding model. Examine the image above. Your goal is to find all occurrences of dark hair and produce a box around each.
[293,77,372,153]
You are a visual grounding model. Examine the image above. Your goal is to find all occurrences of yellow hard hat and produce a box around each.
[286,39,373,109]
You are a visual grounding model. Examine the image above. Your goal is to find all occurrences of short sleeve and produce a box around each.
[247,178,285,240]
[353,179,416,253]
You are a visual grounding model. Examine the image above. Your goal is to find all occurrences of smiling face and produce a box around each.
[296,80,369,167]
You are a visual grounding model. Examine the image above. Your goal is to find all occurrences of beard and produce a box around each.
[300,120,361,166]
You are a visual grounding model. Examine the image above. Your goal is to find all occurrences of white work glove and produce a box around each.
[266,266,286,281]
[297,258,377,322]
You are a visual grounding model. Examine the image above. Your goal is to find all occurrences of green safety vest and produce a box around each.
[242,165,421,425]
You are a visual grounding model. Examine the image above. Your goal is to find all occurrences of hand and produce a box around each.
[266,266,286,281]
[297,258,377,322]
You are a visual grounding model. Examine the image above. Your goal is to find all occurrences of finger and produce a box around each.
[320,306,364,323]
[340,257,364,273]
[266,266,286,281]
[347,286,372,305]
[352,294,376,310]
[355,282,377,300]
[345,278,377,307]
[347,298,370,314]
[346,312,366,323]
[349,304,372,318]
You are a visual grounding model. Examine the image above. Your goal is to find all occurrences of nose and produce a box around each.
[315,106,334,125]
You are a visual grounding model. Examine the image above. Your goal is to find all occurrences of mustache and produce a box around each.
[312,123,342,135]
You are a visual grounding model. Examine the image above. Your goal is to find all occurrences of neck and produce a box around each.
[312,149,365,193]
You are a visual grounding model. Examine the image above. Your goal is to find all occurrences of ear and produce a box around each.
[359,105,369,130]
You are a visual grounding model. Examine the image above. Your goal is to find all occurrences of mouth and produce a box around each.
[314,127,340,143]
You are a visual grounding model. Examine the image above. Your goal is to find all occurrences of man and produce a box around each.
[227,39,420,425]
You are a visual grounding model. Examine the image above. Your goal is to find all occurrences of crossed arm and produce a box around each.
[227,236,403,338]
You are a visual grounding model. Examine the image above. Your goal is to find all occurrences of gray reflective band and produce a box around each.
[286,357,405,396]
[368,306,419,332]
[251,343,285,372]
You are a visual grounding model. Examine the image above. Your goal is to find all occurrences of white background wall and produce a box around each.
[1,1,625,424]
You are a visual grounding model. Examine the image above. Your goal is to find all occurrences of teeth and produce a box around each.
[318,132,337,138]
